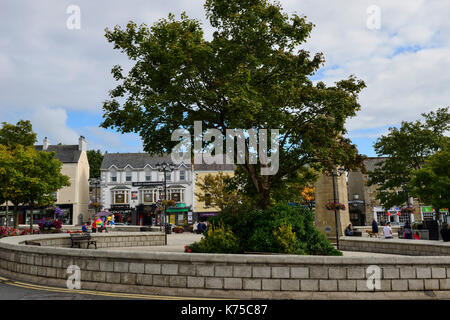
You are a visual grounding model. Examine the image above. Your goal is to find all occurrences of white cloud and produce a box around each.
[0,0,449,155]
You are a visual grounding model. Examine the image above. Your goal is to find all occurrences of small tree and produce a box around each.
[409,144,450,221]
[0,120,37,227]
[195,172,240,211]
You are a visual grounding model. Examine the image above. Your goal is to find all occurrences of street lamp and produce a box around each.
[326,167,346,250]
[155,161,176,245]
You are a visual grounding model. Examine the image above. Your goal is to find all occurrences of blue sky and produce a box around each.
[1,0,449,157]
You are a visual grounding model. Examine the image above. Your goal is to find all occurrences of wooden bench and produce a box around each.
[70,233,97,249]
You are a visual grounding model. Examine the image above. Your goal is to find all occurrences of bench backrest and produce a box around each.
[70,233,91,240]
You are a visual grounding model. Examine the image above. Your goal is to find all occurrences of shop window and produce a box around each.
[114,191,129,204]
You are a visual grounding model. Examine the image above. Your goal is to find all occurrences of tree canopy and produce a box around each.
[409,143,450,214]
[87,149,104,179]
[101,0,366,208]
[367,107,449,210]
[0,120,37,149]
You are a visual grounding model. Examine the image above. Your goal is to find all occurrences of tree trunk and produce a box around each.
[29,206,33,234]
[5,203,8,227]
[13,205,19,229]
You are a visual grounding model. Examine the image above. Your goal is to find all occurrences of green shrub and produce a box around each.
[186,223,240,254]
[210,202,341,256]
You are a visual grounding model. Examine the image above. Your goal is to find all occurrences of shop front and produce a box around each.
[136,204,158,226]
[421,206,450,222]
[0,204,73,226]
[165,203,192,226]
[109,204,135,224]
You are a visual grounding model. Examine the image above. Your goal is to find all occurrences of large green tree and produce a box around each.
[409,143,450,219]
[101,0,366,208]
[87,149,104,179]
[367,107,449,210]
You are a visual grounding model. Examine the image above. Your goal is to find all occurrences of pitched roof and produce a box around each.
[101,153,191,170]
[193,154,236,171]
[35,145,82,163]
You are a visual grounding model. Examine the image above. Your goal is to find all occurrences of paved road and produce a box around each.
[0,276,210,300]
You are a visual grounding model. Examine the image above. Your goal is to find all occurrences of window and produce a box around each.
[168,188,184,202]
[145,168,151,181]
[180,170,185,181]
[111,169,117,182]
[126,168,132,182]
[142,189,158,203]
[166,172,171,181]
[114,190,129,204]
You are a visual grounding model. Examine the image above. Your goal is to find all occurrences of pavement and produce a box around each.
[102,231,403,257]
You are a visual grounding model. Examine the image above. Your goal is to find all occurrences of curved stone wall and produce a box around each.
[0,234,450,299]
[340,237,450,256]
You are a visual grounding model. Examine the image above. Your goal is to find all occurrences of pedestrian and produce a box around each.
[371,219,379,237]
[345,223,353,236]
[81,223,88,233]
[96,217,103,233]
[193,221,198,234]
[383,221,393,239]
[91,219,97,233]
[441,224,450,242]
[403,221,412,239]
[413,231,420,240]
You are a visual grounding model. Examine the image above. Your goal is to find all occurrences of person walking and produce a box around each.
[81,223,88,233]
[371,219,379,237]
[383,221,393,239]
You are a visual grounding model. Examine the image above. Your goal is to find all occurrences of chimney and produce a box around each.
[43,137,49,150]
[78,135,87,151]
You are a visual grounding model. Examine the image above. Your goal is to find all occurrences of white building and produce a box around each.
[100,153,193,225]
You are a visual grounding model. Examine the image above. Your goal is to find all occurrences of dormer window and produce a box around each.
[145,168,151,181]
[126,168,132,182]
[110,168,117,182]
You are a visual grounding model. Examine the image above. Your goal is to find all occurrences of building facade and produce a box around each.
[193,161,236,222]
[100,153,193,226]
[347,157,422,226]
[0,136,90,226]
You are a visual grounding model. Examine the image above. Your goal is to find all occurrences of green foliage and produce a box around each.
[86,149,104,179]
[368,107,449,210]
[195,172,241,210]
[409,143,450,216]
[101,0,366,209]
[187,223,240,254]
[201,202,341,255]
[0,120,37,149]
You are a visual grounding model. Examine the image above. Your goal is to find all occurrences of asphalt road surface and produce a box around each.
[0,276,205,300]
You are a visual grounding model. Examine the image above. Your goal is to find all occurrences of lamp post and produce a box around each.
[156,161,176,245]
[326,167,346,250]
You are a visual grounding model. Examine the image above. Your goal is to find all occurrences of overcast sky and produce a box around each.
[0,0,449,156]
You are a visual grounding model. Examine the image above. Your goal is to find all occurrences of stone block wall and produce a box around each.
[340,237,450,256]
[1,234,450,299]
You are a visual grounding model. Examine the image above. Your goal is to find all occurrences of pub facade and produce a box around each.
[100,153,193,226]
